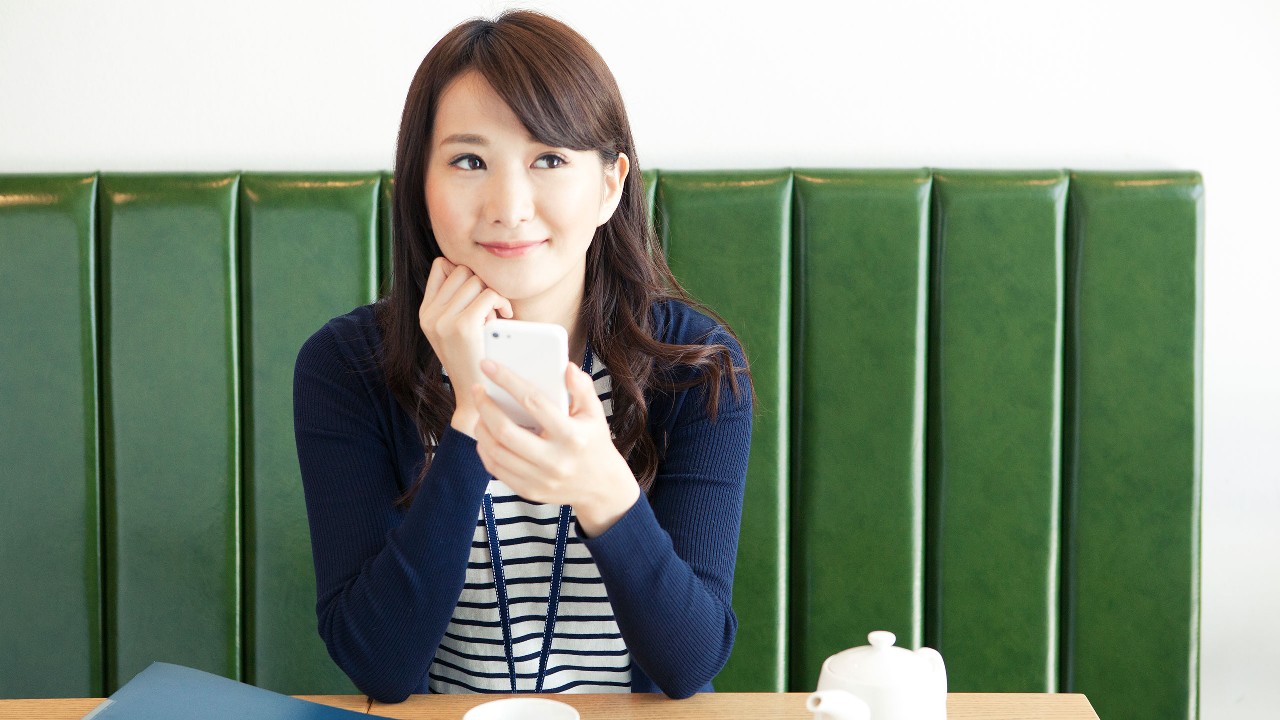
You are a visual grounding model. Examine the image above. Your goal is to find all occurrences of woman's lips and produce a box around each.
[478,240,546,258]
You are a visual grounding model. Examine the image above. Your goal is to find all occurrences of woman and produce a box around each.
[294,10,752,703]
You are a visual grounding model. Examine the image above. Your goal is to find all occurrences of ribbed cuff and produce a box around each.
[580,492,668,567]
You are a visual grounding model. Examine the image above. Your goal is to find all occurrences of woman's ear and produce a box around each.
[596,152,630,226]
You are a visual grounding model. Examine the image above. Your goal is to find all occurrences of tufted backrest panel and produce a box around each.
[0,170,1202,720]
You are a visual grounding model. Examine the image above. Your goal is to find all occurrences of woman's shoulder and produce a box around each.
[644,298,752,439]
[321,303,381,341]
[297,303,384,375]
[649,298,744,359]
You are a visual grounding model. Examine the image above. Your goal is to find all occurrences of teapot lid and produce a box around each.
[826,631,929,685]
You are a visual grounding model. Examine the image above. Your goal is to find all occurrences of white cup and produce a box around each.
[461,697,580,720]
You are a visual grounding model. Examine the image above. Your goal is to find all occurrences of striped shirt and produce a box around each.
[428,354,632,693]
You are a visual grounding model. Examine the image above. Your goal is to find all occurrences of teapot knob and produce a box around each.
[867,630,896,649]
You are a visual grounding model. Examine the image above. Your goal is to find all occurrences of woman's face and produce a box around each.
[424,70,627,310]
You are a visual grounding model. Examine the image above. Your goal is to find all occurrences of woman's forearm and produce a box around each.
[308,430,489,702]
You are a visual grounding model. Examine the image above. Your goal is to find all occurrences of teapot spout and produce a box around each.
[915,645,949,716]
[806,689,870,720]
[915,646,948,691]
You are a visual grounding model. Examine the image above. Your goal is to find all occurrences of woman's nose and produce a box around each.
[485,168,534,228]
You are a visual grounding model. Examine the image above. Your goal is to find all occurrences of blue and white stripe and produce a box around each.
[428,355,631,693]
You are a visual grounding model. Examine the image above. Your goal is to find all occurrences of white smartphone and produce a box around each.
[482,318,569,432]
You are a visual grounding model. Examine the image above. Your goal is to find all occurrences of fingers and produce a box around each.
[470,371,623,511]
[428,261,478,310]
[474,425,549,498]
[420,259,471,330]
[565,362,603,418]
[448,286,512,329]
[422,257,461,304]
[433,265,511,323]
[491,292,514,320]
[424,257,448,300]
[471,383,546,459]
[484,299,516,323]
[421,263,513,335]
[479,360,571,436]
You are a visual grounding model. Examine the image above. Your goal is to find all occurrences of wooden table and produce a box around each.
[0,692,1099,719]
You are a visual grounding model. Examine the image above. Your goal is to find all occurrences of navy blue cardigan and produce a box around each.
[293,300,752,702]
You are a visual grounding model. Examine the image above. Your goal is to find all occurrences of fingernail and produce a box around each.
[480,358,496,374]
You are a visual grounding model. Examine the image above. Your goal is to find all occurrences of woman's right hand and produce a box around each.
[418,257,513,437]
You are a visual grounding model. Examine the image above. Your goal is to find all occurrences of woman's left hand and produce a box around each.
[470,359,640,537]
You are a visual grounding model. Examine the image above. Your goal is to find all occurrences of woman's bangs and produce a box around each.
[473,38,610,153]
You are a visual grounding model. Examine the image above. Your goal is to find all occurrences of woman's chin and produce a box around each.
[468,260,583,316]
[479,275,546,307]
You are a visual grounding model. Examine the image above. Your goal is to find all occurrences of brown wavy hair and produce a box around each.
[378,10,750,502]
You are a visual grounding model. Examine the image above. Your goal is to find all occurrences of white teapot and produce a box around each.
[806,630,947,720]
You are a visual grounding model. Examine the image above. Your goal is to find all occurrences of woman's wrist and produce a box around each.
[450,404,480,438]
[574,459,641,538]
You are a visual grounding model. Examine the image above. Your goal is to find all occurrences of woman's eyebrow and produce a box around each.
[439,133,487,146]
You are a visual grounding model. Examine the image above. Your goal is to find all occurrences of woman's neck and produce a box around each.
[508,279,587,368]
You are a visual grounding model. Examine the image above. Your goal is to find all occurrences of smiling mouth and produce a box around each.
[478,240,546,258]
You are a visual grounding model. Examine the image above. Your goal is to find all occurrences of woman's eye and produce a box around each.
[449,155,484,171]
[533,154,566,169]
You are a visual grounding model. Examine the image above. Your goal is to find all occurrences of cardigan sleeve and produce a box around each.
[581,327,753,698]
[293,321,490,702]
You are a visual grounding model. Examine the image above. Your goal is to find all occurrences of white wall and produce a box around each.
[2,1,1276,717]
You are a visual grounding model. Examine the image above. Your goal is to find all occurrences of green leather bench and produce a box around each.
[0,170,1202,720]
